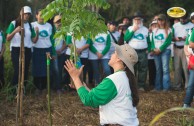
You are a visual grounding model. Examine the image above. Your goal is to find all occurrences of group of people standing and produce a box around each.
[0,5,194,125]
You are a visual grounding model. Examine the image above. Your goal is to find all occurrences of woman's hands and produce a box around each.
[64,60,84,79]
[64,60,84,90]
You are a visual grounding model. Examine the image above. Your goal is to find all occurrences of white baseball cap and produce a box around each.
[190,12,194,19]
[23,6,32,14]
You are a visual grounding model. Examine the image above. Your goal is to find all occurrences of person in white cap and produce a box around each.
[6,6,38,93]
[64,44,139,126]
[190,12,194,24]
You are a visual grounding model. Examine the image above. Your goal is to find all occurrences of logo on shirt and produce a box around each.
[39,30,49,37]
[133,34,144,40]
[95,37,105,43]
[155,34,164,40]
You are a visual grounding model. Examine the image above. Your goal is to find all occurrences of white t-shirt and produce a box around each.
[100,71,139,126]
[54,33,66,54]
[9,21,33,50]
[108,31,120,56]
[66,36,89,58]
[173,22,194,46]
[89,33,110,60]
[152,28,171,49]
[31,21,53,48]
[127,26,148,49]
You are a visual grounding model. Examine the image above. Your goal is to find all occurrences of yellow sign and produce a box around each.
[167,7,186,18]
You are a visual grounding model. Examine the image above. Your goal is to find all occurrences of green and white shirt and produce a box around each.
[31,21,56,55]
[151,28,172,51]
[185,29,194,54]
[124,26,148,49]
[66,35,90,58]
[77,71,139,126]
[172,22,194,46]
[0,31,5,52]
[89,33,111,60]
[6,21,36,50]
[108,31,120,56]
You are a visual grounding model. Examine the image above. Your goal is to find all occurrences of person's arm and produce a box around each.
[0,32,6,59]
[101,34,111,55]
[64,60,117,108]
[159,32,172,51]
[31,27,39,43]
[50,31,56,56]
[184,34,192,57]
[147,35,151,52]
[124,29,134,43]
[6,22,21,41]
[189,30,194,49]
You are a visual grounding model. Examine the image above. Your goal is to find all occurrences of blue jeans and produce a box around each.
[184,69,194,106]
[52,53,65,90]
[154,49,171,90]
[91,59,111,84]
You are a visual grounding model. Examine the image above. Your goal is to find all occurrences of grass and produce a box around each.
[0,42,194,125]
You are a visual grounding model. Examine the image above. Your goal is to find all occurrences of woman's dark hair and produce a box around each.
[124,65,139,107]
[15,15,21,28]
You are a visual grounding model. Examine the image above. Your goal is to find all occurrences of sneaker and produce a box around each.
[183,104,190,108]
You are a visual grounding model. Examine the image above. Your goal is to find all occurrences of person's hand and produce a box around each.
[14,26,22,33]
[150,51,154,56]
[96,52,103,59]
[77,48,82,55]
[56,50,62,55]
[132,25,139,32]
[34,27,39,34]
[64,60,84,79]
[185,51,192,57]
[153,48,161,55]
[51,55,56,60]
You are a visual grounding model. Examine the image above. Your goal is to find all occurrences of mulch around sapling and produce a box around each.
[0,90,194,126]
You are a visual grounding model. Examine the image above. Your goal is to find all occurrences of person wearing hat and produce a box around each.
[107,21,121,56]
[31,9,56,95]
[183,25,194,108]
[52,15,67,93]
[150,14,172,92]
[0,29,6,89]
[172,12,194,90]
[6,6,38,92]
[190,12,194,24]
[124,11,149,91]
[64,43,139,126]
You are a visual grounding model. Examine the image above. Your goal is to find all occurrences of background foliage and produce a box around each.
[1,0,194,30]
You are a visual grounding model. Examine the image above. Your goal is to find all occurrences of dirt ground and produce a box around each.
[0,90,194,126]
